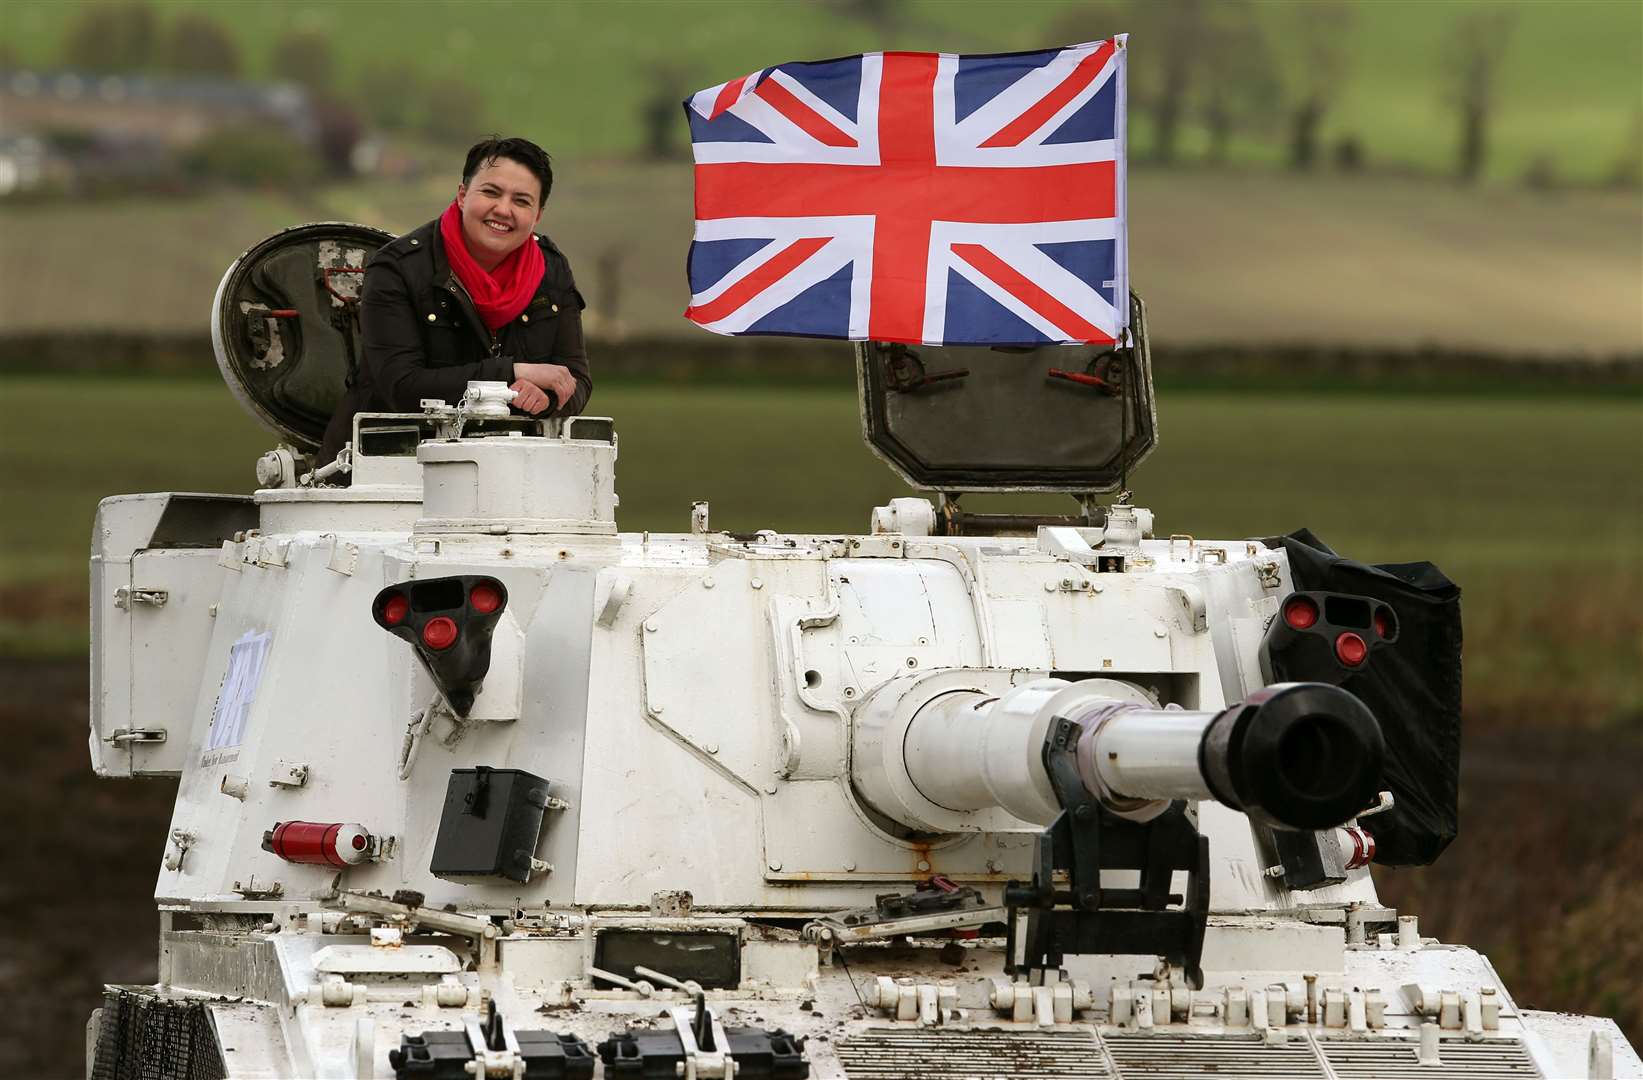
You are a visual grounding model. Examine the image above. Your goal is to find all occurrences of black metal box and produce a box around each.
[429,766,552,883]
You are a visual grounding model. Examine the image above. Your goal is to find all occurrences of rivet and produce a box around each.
[551,303,559,313]
[750,577,764,590]
[644,619,658,633]
[409,238,419,245]
[702,577,715,589]
[426,313,437,322]
[764,785,777,795]
[843,862,856,872]
[521,313,529,322]
[706,743,719,755]
[916,859,931,872]
[768,861,783,872]
[1154,623,1168,638]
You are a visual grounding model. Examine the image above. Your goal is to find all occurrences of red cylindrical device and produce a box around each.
[1340,825,1376,870]
[262,821,374,867]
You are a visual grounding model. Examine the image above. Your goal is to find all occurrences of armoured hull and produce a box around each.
[85,426,1641,1079]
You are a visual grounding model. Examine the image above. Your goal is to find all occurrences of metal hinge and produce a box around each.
[114,587,169,610]
[104,727,167,744]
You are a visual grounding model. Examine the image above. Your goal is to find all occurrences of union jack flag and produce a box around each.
[683,37,1128,347]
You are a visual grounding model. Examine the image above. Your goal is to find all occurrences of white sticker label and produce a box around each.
[206,630,271,753]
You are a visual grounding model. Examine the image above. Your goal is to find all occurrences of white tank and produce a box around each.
[82,228,1639,1079]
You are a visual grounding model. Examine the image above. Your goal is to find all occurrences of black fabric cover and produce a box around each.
[1272,529,1463,866]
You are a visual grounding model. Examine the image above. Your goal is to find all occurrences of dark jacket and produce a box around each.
[320,218,590,461]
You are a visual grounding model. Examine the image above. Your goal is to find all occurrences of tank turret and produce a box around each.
[81,228,1640,1079]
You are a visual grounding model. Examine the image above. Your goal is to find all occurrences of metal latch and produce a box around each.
[163,830,194,871]
[114,587,169,610]
[104,728,167,744]
[670,999,736,1080]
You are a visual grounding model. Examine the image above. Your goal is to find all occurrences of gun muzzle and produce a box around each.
[855,676,1384,834]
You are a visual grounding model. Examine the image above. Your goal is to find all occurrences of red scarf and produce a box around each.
[438,200,545,331]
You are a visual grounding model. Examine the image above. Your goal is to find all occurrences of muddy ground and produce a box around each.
[3,658,1638,1077]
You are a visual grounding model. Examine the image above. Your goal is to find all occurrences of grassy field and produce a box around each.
[3,168,1640,353]
[2,374,1638,725]
[4,0,1639,183]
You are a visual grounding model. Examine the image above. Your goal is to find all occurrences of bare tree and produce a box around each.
[270,29,334,93]
[1274,1,1355,171]
[1194,0,1280,165]
[63,2,158,71]
[1610,107,1643,189]
[422,76,488,145]
[1444,7,1515,184]
[356,63,424,131]
[159,13,241,77]
[640,64,691,161]
[1051,0,1209,166]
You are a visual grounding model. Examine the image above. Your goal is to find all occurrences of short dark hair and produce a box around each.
[462,136,553,203]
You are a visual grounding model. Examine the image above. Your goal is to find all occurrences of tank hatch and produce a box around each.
[855,294,1157,495]
[211,222,393,451]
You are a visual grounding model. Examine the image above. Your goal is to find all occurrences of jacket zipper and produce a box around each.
[444,274,501,358]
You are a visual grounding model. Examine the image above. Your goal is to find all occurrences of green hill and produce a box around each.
[3,0,1639,183]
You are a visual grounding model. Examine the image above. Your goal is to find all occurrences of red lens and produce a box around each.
[1335,631,1368,667]
[351,833,368,851]
[1283,596,1319,630]
[382,593,409,626]
[469,581,503,614]
[1374,607,1394,639]
[422,616,459,651]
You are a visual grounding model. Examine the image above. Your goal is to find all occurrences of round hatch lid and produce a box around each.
[211,221,394,451]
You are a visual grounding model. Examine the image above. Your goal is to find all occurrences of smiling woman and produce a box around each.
[319,136,592,463]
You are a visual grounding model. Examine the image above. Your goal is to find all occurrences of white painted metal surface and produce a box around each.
[85,408,1640,1079]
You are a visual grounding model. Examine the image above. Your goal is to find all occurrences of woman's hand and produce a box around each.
[508,379,552,415]
[513,362,577,410]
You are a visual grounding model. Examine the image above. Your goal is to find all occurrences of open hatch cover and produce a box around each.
[856,294,1157,495]
[211,222,394,451]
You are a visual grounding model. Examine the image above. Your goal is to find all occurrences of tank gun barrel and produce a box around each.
[858,678,1384,833]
